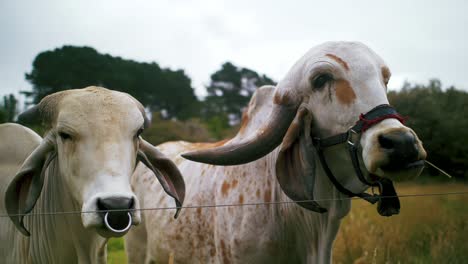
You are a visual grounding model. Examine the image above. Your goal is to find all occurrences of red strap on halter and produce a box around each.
[359,113,407,132]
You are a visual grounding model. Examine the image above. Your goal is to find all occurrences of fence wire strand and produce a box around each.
[1,190,468,218]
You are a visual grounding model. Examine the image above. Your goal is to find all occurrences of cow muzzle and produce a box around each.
[312,105,427,201]
[82,194,141,238]
[378,130,424,171]
[98,197,134,235]
[367,126,427,179]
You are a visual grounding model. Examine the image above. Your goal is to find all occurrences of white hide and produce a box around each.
[0,123,109,263]
[0,87,183,263]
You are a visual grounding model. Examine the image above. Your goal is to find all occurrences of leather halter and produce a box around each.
[312,105,405,207]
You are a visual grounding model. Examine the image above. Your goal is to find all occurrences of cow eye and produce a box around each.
[312,73,333,89]
[58,132,72,141]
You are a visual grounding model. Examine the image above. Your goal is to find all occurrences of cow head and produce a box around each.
[182,42,426,214]
[5,87,185,237]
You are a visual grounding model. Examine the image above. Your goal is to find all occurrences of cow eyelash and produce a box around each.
[312,73,334,90]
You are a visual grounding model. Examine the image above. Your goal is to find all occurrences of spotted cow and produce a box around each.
[125,42,426,264]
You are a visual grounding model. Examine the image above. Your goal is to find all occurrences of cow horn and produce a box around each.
[17,105,41,125]
[16,90,70,127]
[182,102,298,165]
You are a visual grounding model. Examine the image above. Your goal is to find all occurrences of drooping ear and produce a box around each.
[137,139,186,218]
[275,106,326,213]
[5,134,56,236]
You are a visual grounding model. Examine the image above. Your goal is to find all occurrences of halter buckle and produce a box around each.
[346,129,359,147]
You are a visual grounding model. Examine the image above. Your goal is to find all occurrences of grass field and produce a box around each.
[108,182,468,264]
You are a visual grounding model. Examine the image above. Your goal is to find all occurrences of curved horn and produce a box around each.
[182,102,298,165]
[17,105,41,126]
[16,90,69,127]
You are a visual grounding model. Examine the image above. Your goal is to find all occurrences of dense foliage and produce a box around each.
[0,94,17,123]
[23,46,198,120]
[203,62,276,126]
[388,79,468,180]
[142,113,213,146]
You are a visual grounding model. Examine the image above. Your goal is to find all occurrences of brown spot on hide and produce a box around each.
[231,179,238,188]
[335,79,356,105]
[221,181,230,196]
[238,194,244,204]
[196,207,202,215]
[256,189,260,198]
[326,53,350,71]
[198,234,205,242]
[264,188,272,203]
[210,247,216,257]
[381,66,391,85]
[175,234,182,240]
[220,239,230,264]
[273,90,295,106]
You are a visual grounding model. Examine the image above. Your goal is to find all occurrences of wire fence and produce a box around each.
[2,190,468,218]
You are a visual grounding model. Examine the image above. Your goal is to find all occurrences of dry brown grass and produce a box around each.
[333,182,468,264]
[108,183,468,263]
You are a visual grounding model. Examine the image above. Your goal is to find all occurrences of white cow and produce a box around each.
[125,42,427,264]
[0,87,185,263]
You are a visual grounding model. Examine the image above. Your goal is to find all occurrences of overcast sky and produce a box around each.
[1,0,467,107]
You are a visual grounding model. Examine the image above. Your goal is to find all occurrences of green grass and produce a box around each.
[107,238,127,264]
[108,183,468,263]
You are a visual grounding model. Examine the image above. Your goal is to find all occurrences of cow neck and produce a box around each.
[24,157,107,263]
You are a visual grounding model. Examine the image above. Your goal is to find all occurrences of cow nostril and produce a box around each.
[97,197,134,211]
[97,197,134,233]
[379,131,420,170]
[378,134,394,149]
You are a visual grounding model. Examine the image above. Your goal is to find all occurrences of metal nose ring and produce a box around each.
[103,212,132,233]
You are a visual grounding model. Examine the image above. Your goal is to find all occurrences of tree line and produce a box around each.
[0,46,466,180]
[388,80,468,181]
[19,46,275,124]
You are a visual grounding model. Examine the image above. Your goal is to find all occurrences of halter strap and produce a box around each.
[314,104,406,149]
[312,104,404,204]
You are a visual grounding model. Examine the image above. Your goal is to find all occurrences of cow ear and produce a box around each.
[275,106,326,213]
[137,139,186,218]
[5,135,55,236]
